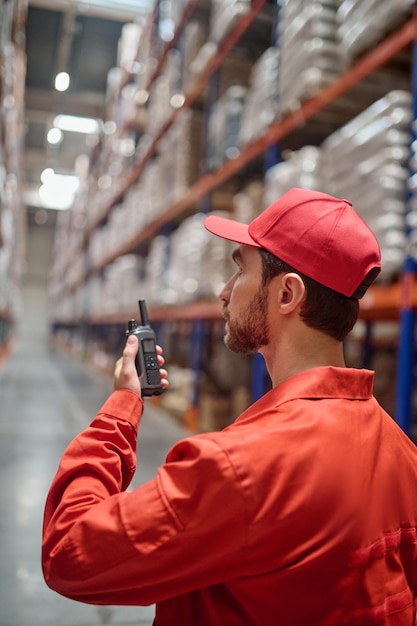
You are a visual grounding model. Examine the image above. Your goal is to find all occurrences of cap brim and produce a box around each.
[204,215,261,247]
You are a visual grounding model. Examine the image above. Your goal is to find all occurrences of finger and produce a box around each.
[158,367,169,389]
[160,370,169,389]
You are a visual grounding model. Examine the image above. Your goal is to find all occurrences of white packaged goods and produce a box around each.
[182,21,209,91]
[169,109,203,198]
[82,277,100,319]
[83,255,145,319]
[209,0,251,43]
[134,161,165,224]
[144,235,171,306]
[233,181,265,224]
[146,75,171,137]
[89,227,108,269]
[145,214,234,306]
[124,181,150,234]
[261,91,412,282]
[207,86,247,169]
[146,49,182,138]
[239,47,280,147]
[406,140,417,264]
[158,0,188,38]
[263,146,323,208]
[164,214,213,304]
[278,0,344,113]
[0,186,22,317]
[321,90,412,281]
[203,212,237,298]
[337,0,414,61]
[189,40,218,81]
[117,22,144,72]
[115,83,144,130]
[105,66,126,125]
[109,255,146,314]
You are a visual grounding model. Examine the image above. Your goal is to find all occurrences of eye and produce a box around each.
[234,263,243,277]
[231,248,245,277]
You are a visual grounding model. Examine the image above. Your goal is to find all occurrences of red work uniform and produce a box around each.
[42,366,417,625]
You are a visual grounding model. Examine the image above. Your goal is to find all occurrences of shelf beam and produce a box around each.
[359,277,417,321]
[81,301,222,325]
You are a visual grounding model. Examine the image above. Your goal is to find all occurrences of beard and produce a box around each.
[223,286,270,354]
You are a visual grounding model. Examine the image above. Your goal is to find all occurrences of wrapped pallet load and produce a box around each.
[321,90,412,282]
[278,0,344,113]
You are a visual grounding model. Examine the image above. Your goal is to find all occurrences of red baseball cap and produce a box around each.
[204,188,381,298]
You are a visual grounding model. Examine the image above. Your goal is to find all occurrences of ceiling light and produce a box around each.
[53,114,100,134]
[40,167,55,183]
[47,127,63,144]
[77,0,153,14]
[38,174,80,211]
[55,71,70,92]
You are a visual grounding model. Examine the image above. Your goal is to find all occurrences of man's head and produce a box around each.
[204,188,381,349]
[205,188,381,299]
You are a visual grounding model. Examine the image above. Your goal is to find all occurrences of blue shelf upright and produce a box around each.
[395,11,417,437]
[184,71,221,431]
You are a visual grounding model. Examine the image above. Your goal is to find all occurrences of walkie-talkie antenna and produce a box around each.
[138,299,150,326]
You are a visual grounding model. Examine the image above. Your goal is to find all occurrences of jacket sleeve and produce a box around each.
[42,389,248,606]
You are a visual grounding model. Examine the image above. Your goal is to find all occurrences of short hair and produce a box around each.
[259,249,359,342]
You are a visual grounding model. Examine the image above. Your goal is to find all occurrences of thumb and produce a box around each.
[126,333,138,349]
[113,334,141,395]
[123,333,139,365]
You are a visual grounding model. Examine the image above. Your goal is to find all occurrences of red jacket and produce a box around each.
[42,367,417,625]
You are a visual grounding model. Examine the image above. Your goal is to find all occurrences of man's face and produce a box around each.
[220,245,270,354]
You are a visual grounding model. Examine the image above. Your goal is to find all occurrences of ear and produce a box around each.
[276,272,306,315]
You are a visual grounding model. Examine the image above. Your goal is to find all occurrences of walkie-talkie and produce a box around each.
[126,299,164,397]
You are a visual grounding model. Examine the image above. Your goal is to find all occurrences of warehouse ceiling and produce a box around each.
[23,0,153,214]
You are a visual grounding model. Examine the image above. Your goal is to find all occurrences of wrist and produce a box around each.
[98,389,144,430]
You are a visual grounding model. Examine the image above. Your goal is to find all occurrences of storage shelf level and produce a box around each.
[52,279,417,326]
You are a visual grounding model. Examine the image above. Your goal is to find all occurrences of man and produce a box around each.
[43,188,417,625]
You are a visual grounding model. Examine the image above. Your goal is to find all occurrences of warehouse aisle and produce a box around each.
[0,225,187,626]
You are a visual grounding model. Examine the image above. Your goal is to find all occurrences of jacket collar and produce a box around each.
[237,366,374,422]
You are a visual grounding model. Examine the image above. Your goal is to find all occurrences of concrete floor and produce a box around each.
[0,222,187,626]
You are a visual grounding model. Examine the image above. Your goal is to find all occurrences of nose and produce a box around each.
[219,273,237,303]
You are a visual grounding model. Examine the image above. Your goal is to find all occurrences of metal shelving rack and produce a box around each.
[58,15,416,299]
[0,0,27,367]
[51,2,417,433]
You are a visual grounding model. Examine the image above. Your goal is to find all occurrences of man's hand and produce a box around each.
[113,334,168,396]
